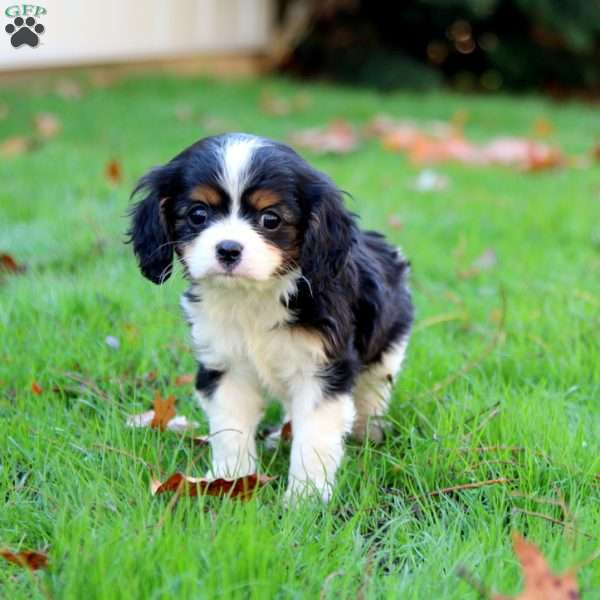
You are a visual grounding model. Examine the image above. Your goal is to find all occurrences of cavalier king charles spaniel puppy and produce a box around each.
[129,133,413,501]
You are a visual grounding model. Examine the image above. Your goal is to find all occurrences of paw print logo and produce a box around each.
[5,16,45,48]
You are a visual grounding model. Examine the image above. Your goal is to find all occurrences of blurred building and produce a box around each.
[0,0,273,74]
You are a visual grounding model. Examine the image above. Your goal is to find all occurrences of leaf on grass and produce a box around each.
[259,90,310,116]
[458,248,497,279]
[533,117,553,137]
[174,373,194,386]
[290,120,360,154]
[150,393,176,430]
[0,549,48,570]
[387,215,404,230]
[33,112,62,139]
[31,381,43,395]
[126,392,199,432]
[263,420,292,448]
[151,473,274,500]
[0,253,26,274]
[0,136,33,157]
[55,78,83,100]
[105,159,122,185]
[493,532,579,600]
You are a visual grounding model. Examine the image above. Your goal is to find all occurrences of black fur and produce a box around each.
[195,364,223,397]
[129,133,413,398]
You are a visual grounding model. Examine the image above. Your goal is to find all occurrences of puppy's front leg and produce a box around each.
[196,367,264,479]
[286,381,356,502]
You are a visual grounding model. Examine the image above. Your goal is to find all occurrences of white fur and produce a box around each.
[217,135,264,213]
[287,388,356,502]
[352,336,409,442]
[182,273,357,500]
[183,215,282,281]
[182,136,281,282]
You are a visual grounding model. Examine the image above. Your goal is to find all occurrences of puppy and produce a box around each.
[129,133,413,501]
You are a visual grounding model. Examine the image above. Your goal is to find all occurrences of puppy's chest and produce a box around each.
[182,286,324,393]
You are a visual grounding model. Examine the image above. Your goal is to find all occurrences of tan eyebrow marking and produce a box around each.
[247,189,281,211]
[190,185,221,206]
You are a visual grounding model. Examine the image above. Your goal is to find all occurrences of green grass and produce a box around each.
[1,72,600,599]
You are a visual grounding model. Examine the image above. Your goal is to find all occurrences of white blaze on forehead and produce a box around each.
[217,136,264,212]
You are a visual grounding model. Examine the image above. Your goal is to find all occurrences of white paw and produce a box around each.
[285,476,332,504]
[206,458,256,480]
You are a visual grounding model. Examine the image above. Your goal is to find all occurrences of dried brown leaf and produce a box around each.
[105,159,122,185]
[290,120,360,154]
[174,373,194,386]
[0,136,32,157]
[126,392,199,432]
[0,253,26,274]
[0,549,48,570]
[55,78,83,100]
[31,381,43,395]
[151,472,274,500]
[150,392,176,430]
[493,533,579,600]
[34,112,61,139]
[533,117,554,137]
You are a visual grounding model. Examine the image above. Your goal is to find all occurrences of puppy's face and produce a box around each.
[129,134,353,290]
[173,181,300,282]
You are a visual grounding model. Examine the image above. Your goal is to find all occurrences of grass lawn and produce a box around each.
[1,73,599,599]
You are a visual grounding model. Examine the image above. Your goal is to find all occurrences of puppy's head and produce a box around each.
[129,134,354,289]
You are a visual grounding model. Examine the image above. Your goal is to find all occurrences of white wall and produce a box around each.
[0,0,274,71]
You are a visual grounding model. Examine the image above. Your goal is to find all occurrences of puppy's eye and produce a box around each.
[260,210,281,231]
[188,205,208,226]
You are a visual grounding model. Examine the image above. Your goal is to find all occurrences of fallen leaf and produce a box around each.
[259,90,310,116]
[33,112,61,139]
[105,159,122,185]
[0,136,32,157]
[55,78,83,100]
[493,532,579,600]
[458,248,498,279]
[533,117,553,137]
[151,473,274,500]
[472,248,498,270]
[31,381,43,395]
[0,549,48,570]
[174,373,194,386]
[281,421,292,441]
[387,214,404,230]
[290,120,360,154]
[150,393,176,430]
[0,253,26,274]
[263,420,293,449]
[593,144,600,162]
[482,138,562,171]
[126,392,199,432]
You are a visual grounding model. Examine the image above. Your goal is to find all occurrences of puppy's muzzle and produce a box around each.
[216,240,243,271]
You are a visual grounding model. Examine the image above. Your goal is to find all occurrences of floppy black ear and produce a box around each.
[300,177,355,293]
[128,164,179,284]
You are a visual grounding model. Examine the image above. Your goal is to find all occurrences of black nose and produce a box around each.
[216,240,243,268]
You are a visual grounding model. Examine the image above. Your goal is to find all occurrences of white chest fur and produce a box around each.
[181,274,326,399]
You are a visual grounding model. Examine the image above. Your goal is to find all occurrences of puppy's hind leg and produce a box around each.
[196,366,265,479]
[352,338,409,444]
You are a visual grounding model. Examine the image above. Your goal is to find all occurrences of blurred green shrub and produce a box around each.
[278,0,600,93]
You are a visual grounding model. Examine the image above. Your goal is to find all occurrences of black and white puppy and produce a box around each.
[129,133,413,501]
